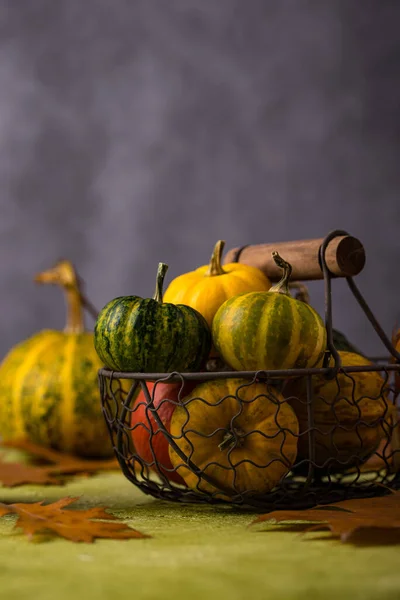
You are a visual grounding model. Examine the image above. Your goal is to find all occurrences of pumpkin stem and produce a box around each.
[269,252,292,296]
[218,427,244,452]
[205,240,227,277]
[34,260,85,334]
[153,262,169,304]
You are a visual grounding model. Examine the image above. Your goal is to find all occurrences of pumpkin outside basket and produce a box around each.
[98,230,400,510]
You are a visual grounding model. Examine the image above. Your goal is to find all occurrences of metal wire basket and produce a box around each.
[98,230,400,509]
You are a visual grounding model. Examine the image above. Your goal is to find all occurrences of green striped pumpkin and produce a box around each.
[94,262,212,373]
[212,252,327,371]
[0,260,114,458]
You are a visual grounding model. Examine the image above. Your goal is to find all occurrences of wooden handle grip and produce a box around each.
[223,235,366,281]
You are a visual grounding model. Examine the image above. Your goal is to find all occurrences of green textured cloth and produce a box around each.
[0,470,400,600]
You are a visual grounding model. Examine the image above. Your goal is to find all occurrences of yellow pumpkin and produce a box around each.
[163,240,271,329]
[285,351,392,470]
[0,260,127,458]
[168,378,299,499]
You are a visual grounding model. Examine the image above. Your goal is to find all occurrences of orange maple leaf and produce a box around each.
[0,497,149,543]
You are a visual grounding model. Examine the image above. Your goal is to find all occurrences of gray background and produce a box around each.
[0,0,399,358]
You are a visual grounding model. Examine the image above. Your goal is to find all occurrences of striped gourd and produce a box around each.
[0,260,114,458]
[94,262,212,373]
[212,252,327,371]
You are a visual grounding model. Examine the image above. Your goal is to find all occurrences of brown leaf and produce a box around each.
[0,439,119,487]
[0,459,60,487]
[0,497,149,542]
[251,490,400,545]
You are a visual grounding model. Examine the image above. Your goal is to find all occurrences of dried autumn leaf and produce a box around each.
[0,439,119,487]
[0,459,60,487]
[0,497,149,542]
[251,490,400,545]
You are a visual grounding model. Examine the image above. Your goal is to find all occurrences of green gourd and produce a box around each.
[94,263,212,373]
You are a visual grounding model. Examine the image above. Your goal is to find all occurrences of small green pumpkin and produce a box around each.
[94,263,212,373]
[212,252,327,372]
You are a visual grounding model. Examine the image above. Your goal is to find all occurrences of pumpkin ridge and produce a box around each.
[261,295,290,369]
[298,301,326,367]
[22,335,64,448]
[70,335,111,456]
[11,333,60,439]
[286,299,303,368]
[60,335,78,451]
[121,300,139,368]
[118,297,142,371]
[230,294,259,370]
[158,302,179,372]
[237,294,265,370]
[184,280,226,328]
[160,302,180,372]
[178,306,212,371]
[226,266,270,288]
[131,298,153,371]
[0,334,44,438]
[291,300,316,368]
[95,297,127,370]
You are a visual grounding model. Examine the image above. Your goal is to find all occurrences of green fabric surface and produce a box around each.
[0,470,399,600]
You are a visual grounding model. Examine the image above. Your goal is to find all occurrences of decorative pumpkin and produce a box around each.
[0,260,115,458]
[285,351,391,470]
[131,380,197,485]
[212,252,327,372]
[163,240,271,329]
[94,263,211,373]
[168,378,299,498]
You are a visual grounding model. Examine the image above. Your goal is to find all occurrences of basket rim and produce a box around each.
[98,360,400,381]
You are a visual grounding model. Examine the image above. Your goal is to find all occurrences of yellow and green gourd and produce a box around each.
[212,252,327,371]
[0,260,114,458]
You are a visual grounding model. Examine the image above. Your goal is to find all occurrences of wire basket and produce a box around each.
[98,230,400,510]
